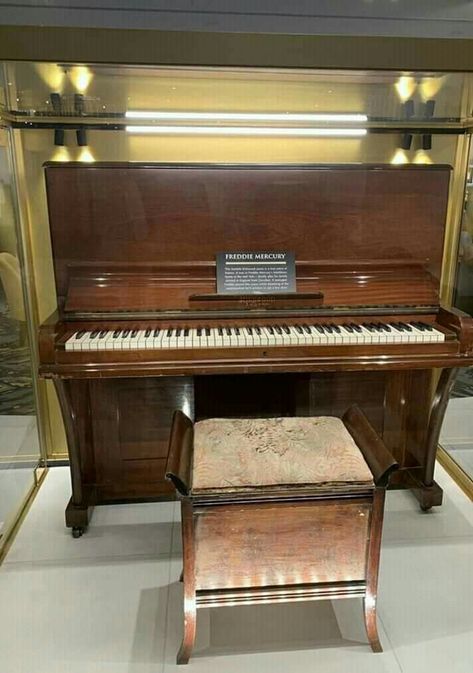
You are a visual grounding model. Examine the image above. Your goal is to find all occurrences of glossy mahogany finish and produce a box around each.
[38,162,473,534]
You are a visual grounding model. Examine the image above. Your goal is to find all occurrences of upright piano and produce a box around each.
[38,162,473,536]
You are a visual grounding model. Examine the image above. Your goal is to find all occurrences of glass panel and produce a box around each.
[5,62,472,123]
[0,125,41,545]
[441,141,473,484]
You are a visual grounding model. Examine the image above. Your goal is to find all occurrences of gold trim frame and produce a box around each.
[438,446,473,501]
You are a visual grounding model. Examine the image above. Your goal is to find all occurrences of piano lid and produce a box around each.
[43,162,451,315]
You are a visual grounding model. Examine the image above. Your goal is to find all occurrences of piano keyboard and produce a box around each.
[64,321,446,351]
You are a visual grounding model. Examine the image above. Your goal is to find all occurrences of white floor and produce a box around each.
[1,465,473,673]
[0,414,40,536]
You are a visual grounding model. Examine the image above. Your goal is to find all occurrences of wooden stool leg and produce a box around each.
[363,593,382,653]
[177,500,196,665]
[364,488,385,653]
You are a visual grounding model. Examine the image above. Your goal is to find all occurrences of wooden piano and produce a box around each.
[38,162,473,537]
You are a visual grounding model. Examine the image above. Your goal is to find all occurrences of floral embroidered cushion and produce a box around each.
[192,417,374,492]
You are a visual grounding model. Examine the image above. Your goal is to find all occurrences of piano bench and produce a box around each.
[165,405,398,665]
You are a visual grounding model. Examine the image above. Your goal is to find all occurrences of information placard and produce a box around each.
[216,251,296,294]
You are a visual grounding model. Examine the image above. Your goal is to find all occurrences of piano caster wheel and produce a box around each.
[420,505,432,513]
[72,526,84,538]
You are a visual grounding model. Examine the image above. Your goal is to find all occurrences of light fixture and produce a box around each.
[398,99,414,151]
[74,93,85,115]
[76,128,87,146]
[125,111,368,122]
[125,125,367,137]
[421,99,435,151]
[402,99,415,120]
[421,135,432,151]
[424,100,436,118]
[54,128,65,146]
[400,134,413,150]
[50,93,62,114]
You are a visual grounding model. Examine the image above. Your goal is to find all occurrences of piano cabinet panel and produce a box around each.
[87,377,194,500]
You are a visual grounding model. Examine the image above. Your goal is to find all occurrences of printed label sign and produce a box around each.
[216,251,296,294]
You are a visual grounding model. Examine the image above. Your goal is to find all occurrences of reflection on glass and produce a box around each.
[441,148,473,485]
[0,138,40,545]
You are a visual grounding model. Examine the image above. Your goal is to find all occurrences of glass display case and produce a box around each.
[0,121,42,555]
[0,59,472,540]
[440,143,473,497]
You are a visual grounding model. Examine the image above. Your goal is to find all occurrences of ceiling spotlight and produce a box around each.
[424,100,436,119]
[400,133,413,150]
[50,93,62,114]
[402,99,415,120]
[54,128,65,146]
[422,134,432,151]
[76,128,87,146]
[74,93,85,115]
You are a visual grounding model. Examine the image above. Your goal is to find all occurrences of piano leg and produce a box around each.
[53,378,94,536]
[412,367,459,512]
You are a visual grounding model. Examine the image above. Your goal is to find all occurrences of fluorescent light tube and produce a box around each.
[125,111,367,122]
[125,125,367,137]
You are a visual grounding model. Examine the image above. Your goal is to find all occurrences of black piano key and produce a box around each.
[90,330,99,339]
[302,324,311,335]
[266,326,274,335]
[350,323,363,333]
[412,321,429,331]
[197,328,202,337]
[235,327,241,335]
[218,327,224,336]
[131,329,138,338]
[398,322,412,331]
[274,325,283,335]
[175,328,181,337]
[255,326,262,335]
[184,328,189,337]
[226,327,232,336]
[75,330,86,339]
[390,323,404,332]
[205,327,211,337]
[166,328,173,337]
[121,329,130,338]
[295,325,303,334]
[113,329,121,338]
[145,329,152,338]
[246,326,253,335]
[282,324,291,334]
[362,324,375,333]
[418,321,433,331]
[330,324,341,333]
[342,324,354,333]
[314,325,325,334]
[323,324,334,334]
[152,328,159,337]
[99,330,107,339]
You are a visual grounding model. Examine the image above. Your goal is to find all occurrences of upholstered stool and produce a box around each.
[166,405,398,664]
